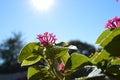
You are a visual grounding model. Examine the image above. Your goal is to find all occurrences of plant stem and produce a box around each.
[45,59,58,78]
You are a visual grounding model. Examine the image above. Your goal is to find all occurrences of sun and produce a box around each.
[30,0,54,11]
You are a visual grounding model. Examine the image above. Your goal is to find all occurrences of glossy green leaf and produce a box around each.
[96,27,120,56]
[100,27,120,47]
[65,53,89,70]
[28,66,40,80]
[60,51,70,64]
[110,59,120,65]
[96,29,111,44]
[21,54,42,66]
[104,34,120,56]
[18,42,42,63]
[96,27,120,47]
[45,46,69,59]
[28,66,52,80]
[90,50,110,64]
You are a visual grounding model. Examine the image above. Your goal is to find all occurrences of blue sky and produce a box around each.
[0,0,120,45]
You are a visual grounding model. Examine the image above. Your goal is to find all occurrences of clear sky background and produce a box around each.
[0,0,120,45]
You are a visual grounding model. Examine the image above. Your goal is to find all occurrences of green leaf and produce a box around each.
[45,46,69,59]
[96,29,111,44]
[104,33,120,56]
[96,27,120,57]
[18,42,42,63]
[28,66,40,80]
[106,65,120,74]
[90,50,110,64]
[28,66,52,80]
[21,54,42,66]
[96,27,120,56]
[100,27,120,47]
[37,46,44,55]
[96,27,120,51]
[65,53,89,70]
[110,59,120,65]
[60,51,70,64]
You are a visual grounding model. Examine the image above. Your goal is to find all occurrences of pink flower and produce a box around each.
[104,16,120,29]
[59,62,65,71]
[37,32,57,46]
[59,62,67,76]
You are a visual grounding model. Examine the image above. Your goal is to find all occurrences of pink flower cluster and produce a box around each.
[105,16,120,29]
[37,32,57,46]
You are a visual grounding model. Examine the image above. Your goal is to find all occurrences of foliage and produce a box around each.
[0,32,23,63]
[0,32,28,74]
[18,17,120,80]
